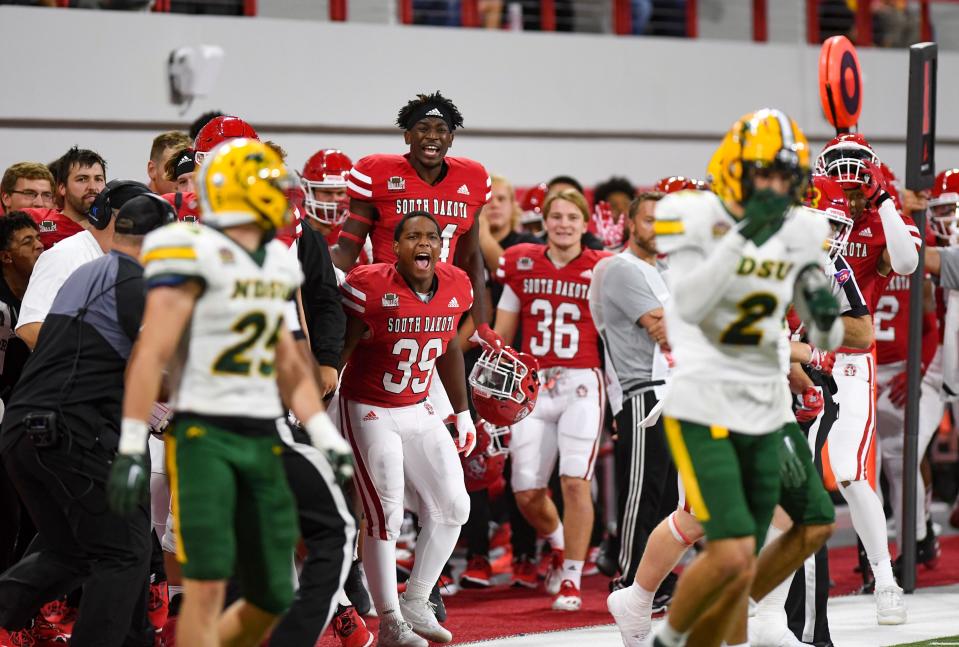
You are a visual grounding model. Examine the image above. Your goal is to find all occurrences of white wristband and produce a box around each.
[305,411,340,450]
[119,418,149,456]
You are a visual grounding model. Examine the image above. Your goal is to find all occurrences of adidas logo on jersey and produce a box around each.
[426,108,444,117]
[448,297,460,308]
[579,269,593,279]
[363,410,378,422]
[458,184,470,196]
[859,227,873,238]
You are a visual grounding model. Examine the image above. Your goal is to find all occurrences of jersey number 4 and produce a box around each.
[529,299,580,358]
[720,293,778,346]
[383,338,443,394]
[213,311,283,376]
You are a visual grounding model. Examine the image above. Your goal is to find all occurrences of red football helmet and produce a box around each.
[300,149,352,226]
[161,191,200,223]
[461,419,510,493]
[654,176,708,194]
[930,168,959,242]
[804,175,853,261]
[520,183,548,225]
[469,346,540,427]
[814,133,880,189]
[193,116,259,165]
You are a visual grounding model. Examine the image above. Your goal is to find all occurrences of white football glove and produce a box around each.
[454,410,476,456]
[305,412,354,484]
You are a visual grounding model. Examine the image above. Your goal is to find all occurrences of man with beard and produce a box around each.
[16,180,149,350]
[23,148,106,249]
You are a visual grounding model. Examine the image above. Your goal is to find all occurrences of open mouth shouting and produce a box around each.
[414,252,433,270]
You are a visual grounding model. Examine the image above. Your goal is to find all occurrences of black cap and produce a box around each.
[115,194,177,235]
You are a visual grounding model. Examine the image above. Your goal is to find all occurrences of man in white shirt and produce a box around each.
[16,181,153,349]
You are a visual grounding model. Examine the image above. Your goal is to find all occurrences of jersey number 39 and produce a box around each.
[383,338,443,394]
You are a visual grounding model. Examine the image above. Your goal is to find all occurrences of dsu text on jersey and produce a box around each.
[735,257,795,281]
[231,279,295,300]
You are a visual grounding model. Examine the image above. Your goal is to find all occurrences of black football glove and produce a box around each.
[107,453,149,516]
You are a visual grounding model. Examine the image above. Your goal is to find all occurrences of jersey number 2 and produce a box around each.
[720,293,777,346]
[213,311,283,376]
[873,294,898,342]
[383,338,444,394]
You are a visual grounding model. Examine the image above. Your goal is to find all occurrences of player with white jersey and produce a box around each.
[492,188,610,612]
[108,139,353,647]
[648,110,841,647]
[338,211,475,647]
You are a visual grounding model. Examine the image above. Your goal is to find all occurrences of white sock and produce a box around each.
[727,642,750,647]
[561,559,583,588]
[628,583,654,609]
[655,621,688,647]
[363,537,400,615]
[407,520,460,601]
[168,585,183,600]
[839,480,895,587]
[754,524,789,626]
[545,523,565,550]
[337,589,351,607]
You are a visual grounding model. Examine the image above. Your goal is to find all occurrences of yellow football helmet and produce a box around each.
[707,108,811,208]
[197,138,297,232]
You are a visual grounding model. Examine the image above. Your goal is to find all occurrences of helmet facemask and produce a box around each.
[929,199,958,244]
[300,173,349,226]
[469,348,530,404]
[815,142,879,189]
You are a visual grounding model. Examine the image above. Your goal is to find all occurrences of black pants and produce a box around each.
[785,373,837,647]
[463,489,491,559]
[504,458,537,560]
[613,389,677,584]
[268,430,354,646]
[0,432,153,647]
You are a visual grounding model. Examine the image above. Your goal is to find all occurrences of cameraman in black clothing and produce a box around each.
[0,194,174,647]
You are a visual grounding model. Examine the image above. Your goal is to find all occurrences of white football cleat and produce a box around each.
[375,612,427,647]
[398,593,452,643]
[552,580,582,611]
[606,586,651,645]
[875,584,906,625]
[748,618,810,646]
[544,549,564,595]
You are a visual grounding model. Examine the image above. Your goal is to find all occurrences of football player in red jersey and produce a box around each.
[874,262,943,573]
[492,188,610,611]
[339,211,474,647]
[334,91,501,352]
[815,135,920,623]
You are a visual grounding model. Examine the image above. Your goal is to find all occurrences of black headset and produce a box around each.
[87,180,152,231]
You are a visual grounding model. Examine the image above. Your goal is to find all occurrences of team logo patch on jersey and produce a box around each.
[834,268,851,285]
[39,220,56,233]
[387,176,406,192]
[424,402,435,416]
[576,385,588,398]
[362,410,378,422]
[517,257,534,270]
[712,222,731,237]
[382,293,399,308]
[218,248,235,264]
[859,227,873,238]
[457,184,470,196]
[843,364,857,377]
[448,297,460,308]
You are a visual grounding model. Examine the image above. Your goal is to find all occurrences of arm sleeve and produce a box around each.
[878,200,921,275]
[833,257,869,318]
[16,249,69,329]
[603,260,662,323]
[668,232,747,325]
[498,284,521,313]
[938,247,959,290]
[298,228,345,368]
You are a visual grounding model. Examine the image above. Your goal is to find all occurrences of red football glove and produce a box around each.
[795,386,824,423]
[861,159,893,208]
[807,348,836,375]
[591,201,626,250]
[476,323,503,350]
